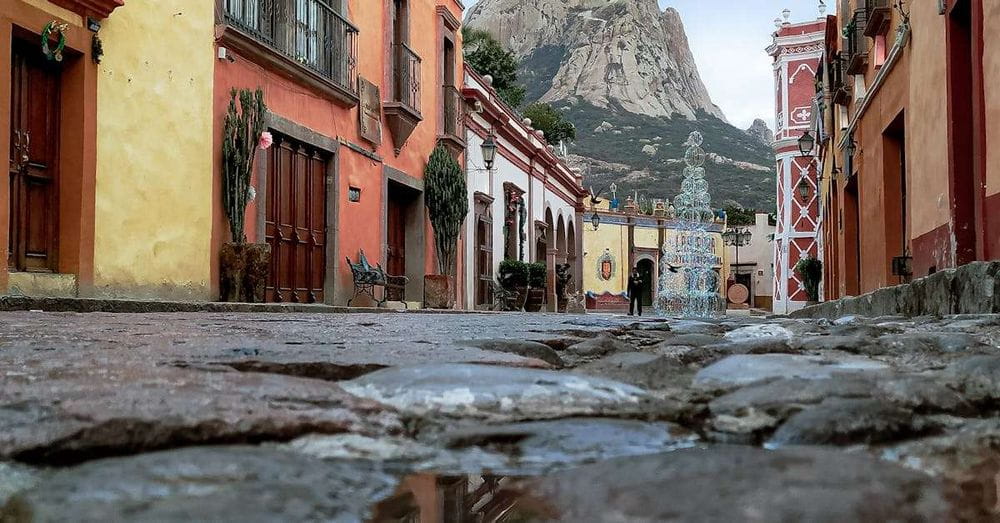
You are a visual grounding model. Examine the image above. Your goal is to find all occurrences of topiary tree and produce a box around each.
[425,145,469,275]
[222,88,266,244]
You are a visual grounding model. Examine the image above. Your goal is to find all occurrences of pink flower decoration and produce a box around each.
[258,131,274,150]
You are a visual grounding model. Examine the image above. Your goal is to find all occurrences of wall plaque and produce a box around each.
[358,77,382,146]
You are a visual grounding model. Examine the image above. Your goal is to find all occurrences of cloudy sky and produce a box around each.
[464,0,828,130]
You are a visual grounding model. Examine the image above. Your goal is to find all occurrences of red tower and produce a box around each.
[767,8,827,313]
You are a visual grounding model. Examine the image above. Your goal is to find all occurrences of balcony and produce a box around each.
[846,9,869,75]
[864,0,892,37]
[831,53,851,106]
[439,84,466,157]
[384,43,423,153]
[220,0,359,105]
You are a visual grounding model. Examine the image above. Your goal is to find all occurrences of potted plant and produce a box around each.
[424,144,469,309]
[220,88,272,302]
[794,256,823,305]
[525,262,547,312]
[498,259,528,311]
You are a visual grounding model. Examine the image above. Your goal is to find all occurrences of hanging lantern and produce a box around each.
[590,211,600,230]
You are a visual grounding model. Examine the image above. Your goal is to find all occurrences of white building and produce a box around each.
[461,68,586,309]
[724,213,777,311]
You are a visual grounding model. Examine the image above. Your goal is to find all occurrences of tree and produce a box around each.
[723,204,756,227]
[462,28,526,108]
[522,103,576,145]
[425,145,469,275]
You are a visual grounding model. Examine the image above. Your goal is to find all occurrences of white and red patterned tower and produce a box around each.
[767,7,826,314]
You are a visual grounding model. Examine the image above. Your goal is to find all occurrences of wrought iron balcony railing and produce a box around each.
[223,0,358,94]
[846,9,869,75]
[393,43,422,114]
[831,52,851,106]
[442,84,463,138]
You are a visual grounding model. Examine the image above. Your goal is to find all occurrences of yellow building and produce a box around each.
[2,0,214,300]
[582,199,729,311]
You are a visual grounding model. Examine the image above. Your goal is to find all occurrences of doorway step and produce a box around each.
[7,273,77,298]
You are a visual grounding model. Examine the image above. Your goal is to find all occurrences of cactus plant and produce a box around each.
[424,145,469,275]
[222,88,266,244]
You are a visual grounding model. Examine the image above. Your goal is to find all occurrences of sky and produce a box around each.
[465,0,828,130]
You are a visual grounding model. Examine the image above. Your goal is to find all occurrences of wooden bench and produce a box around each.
[346,250,408,308]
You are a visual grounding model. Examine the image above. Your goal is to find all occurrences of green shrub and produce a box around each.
[499,259,528,289]
[527,262,547,288]
[794,256,823,302]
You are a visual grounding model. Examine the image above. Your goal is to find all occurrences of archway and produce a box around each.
[556,214,567,258]
[636,258,655,306]
[544,207,555,259]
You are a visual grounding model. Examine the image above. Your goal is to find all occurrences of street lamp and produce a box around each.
[723,227,753,281]
[797,130,815,157]
[481,133,498,171]
[590,211,600,231]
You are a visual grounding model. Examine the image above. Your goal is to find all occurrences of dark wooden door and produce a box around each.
[386,196,405,301]
[637,259,654,306]
[8,39,60,272]
[265,133,327,303]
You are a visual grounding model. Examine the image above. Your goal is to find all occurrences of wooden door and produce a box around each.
[265,133,328,303]
[386,195,405,301]
[8,39,60,272]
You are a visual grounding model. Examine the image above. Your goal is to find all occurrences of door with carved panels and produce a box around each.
[265,132,328,303]
[8,38,60,272]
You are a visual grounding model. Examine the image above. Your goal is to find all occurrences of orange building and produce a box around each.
[213,0,466,306]
[815,0,998,299]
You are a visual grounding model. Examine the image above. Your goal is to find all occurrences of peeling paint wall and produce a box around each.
[92,0,215,299]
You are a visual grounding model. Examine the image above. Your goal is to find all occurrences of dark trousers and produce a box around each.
[629,292,642,316]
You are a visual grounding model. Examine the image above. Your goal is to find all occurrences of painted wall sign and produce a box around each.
[597,249,616,281]
[358,77,382,145]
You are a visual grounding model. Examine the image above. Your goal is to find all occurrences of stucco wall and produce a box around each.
[987,1,1000,197]
[906,1,952,241]
[93,0,215,299]
[583,223,629,296]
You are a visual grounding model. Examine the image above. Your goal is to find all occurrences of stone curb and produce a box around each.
[0,296,505,315]
[790,261,1000,319]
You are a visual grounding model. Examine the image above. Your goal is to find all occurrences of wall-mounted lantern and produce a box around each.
[797,178,812,200]
[590,211,600,231]
[797,130,815,157]
[481,133,498,171]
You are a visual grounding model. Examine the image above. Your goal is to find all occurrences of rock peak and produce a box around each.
[465,0,726,121]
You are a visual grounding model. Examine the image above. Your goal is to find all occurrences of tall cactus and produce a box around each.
[424,145,469,275]
[222,88,266,244]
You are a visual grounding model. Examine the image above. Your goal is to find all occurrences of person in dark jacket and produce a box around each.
[628,267,645,316]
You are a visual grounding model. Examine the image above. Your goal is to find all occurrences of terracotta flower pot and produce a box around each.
[524,287,545,312]
[220,243,271,303]
[423,274,454,309]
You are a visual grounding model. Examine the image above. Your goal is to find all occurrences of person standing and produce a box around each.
[628,267,644,316]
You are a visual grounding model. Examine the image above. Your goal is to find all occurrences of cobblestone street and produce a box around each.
[3,310,1000,520]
